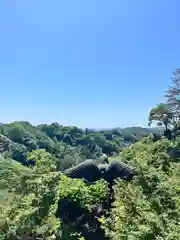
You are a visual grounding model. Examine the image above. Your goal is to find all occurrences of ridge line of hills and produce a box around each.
[0,121,163,167]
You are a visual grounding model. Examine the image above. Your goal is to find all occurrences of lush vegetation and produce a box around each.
[0,69,180,239]
[0,122,158,169]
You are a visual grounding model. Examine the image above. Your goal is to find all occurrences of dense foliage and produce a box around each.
[1,69,180,239]
[0,122,157,169]
[1,135,180,239]
[0,151,109,239]
[103,137,180,239]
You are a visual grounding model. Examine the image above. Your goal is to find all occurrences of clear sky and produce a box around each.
[0,1,180,128]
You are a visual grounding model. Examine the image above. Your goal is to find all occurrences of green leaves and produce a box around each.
[0,152,109,240]
[2,113,180,239]
[103,138,180,240]
[58,175,108,210]
[27,149,56,173]
[148,103,173,129]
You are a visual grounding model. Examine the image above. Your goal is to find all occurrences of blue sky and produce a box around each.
[0,0,180,128]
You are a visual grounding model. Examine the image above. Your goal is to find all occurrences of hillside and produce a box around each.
[0,122,160,170]
[0,133,180,239]
[1,66,180,240]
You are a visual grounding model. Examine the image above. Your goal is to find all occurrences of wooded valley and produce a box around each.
[0,69,180,239]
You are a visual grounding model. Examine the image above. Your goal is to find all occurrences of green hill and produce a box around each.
[0,122,160,169]
[0,134,180,239]
[0,120,179,240]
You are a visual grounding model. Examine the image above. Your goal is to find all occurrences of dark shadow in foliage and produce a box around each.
[10,143,28,164]
[63,134,73,145]
[151,133,162,142]
[167,147,180,160]
[164,129,173,140]
[26,159,36,166]
[104,133,113,140]
[56,198,109,240]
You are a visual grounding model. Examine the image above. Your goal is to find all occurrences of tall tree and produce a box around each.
[165,68,180,133]
[148,103,173,130]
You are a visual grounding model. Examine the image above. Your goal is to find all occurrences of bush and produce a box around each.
[102,138,180,240]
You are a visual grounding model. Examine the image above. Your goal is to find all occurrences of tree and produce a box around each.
[148,103,173,130]
[7,125,25,143]
[27,149,56,173]
[165,68,180,105]
[165,68,180,133]
[102,138,180,240]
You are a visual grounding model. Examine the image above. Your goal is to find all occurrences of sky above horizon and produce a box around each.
[0,1,180,128]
